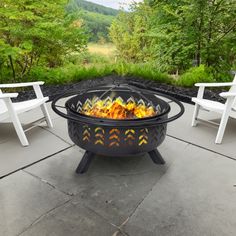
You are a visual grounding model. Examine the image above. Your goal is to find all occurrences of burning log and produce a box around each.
[81,97,157,119]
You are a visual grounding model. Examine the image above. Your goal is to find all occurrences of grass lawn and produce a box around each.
[88,43,116,59]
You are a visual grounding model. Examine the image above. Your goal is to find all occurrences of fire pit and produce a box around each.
[52,82,184,174]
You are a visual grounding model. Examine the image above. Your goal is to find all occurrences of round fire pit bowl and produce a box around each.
[52,82,184,174]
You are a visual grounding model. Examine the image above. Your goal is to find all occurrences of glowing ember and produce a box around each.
[81,97,157,119]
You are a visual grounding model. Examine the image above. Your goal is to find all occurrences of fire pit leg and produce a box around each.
[76,151,95,174]
[148,149,165,165]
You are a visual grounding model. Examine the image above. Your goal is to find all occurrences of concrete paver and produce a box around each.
[123,144,236,236]
[0,171,70,236]
[20,200,117,236]
[42,117,74,145]
[0,101,236,236]
[0,124,70,177]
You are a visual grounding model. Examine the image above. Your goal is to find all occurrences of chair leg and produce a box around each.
[10,112,29,146]
[40,103,53,128]
[191,104,200,127]
[215,113,230,144]
[215,96,235,144]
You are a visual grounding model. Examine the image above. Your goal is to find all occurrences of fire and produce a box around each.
[81,97,157,119]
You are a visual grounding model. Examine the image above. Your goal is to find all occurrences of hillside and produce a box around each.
[82,11,115,42]
[68,0,120,42]
[75,0,119,16]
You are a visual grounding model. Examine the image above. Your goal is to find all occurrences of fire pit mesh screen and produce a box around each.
[70,95,161,120]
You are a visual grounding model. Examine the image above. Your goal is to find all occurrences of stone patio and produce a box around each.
[0,101,236,236]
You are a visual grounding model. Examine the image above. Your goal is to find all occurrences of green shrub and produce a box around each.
[0,68,13,84]
[28,64,113,85]
[176,65,214,87]
[208,67,232,82]
[113,62,172,84]
[0,62,172,85]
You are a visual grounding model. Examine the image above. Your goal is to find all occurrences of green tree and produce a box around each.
[110,0,236,75]
[110,2,154,62]
[0,0,87,81]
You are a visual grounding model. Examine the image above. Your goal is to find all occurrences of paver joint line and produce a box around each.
[81,204,130,236]
[167,134,236,161]
[0,146,73,180]
[116,165,169,235]
[17,198,72,236]
[40,126,73,146]
[23,169,74,197]
[111,217,131,236]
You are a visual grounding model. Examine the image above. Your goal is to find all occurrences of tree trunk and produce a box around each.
[195,0,204,66]
[21,55,28,77]
[206,0,216,66]
[8,55,16,81]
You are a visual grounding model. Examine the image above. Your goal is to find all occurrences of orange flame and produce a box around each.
[81,97,157,119]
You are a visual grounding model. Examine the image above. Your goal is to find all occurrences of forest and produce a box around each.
[0,0,236,86]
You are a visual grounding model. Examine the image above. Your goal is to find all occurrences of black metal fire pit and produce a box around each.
[52,82,184,174]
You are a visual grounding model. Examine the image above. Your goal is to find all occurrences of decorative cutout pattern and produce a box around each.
[82,125,91,142]
[95,127,105,145]
[139,128,148,146]
[82,125,153,147]
[125,129,136,145]
[109,129,120,147]
[68,120,167,157]
[80,126,157,147]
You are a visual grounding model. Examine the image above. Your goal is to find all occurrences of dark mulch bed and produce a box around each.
[13,75,227,104]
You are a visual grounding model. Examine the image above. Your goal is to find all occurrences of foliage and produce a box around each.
[0,0,87,81]
[113,61,172,83]
[110,0,236,75]
[176,65,214,87]
[0,45,172,85]
[27,64,113,84]
[110,4,154,62]
[1,39,215,87]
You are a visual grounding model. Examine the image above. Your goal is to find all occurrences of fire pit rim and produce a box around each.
[51,83,185,127]
[65,88,171,122]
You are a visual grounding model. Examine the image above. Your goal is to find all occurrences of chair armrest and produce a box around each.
[0,93,18,99]
[0,81,44,88]
[195,82,236,87]
[0,81,46,99]
[220,92,236,98]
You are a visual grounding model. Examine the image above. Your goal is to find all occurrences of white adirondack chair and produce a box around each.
[0,81,53,146]
[191,74,236,144]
